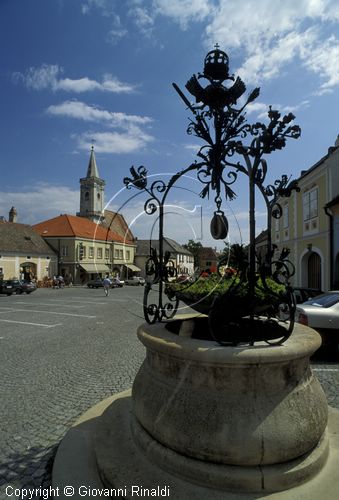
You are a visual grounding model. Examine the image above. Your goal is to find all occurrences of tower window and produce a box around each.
[97,193,101,200]
[85,191,89,200]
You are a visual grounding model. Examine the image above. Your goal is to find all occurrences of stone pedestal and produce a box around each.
[52,316,339,499]
[132,319,328,469]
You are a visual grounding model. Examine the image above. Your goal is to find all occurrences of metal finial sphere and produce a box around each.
[204,48,229,81]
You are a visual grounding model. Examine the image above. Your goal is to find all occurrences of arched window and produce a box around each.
[84,191,89,200]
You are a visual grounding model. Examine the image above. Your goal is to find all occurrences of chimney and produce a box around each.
[9,206,17,223]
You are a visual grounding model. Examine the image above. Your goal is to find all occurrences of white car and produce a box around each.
[125,276,145,286]
[296,291,339,348]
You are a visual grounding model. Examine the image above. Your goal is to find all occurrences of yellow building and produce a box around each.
[0,211,57,281]
[33,214,136,285]
[273,137,339,291]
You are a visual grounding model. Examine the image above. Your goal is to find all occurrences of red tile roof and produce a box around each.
[33,214,133,244]
[102,210,135,241]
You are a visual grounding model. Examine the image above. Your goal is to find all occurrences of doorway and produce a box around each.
[307,252,321,289]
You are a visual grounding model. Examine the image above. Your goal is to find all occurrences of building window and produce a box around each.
[97,248,103,259]
[61,245,68,257]
[283,205,289,229]
[89,247,94,259]
[114,249,119,259]
[275,217,280,231]
[105,248,110,260]
[126,250,130,260]
[119,249,123,259]
[303,188,318,221]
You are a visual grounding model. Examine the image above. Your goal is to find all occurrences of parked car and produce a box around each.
[125,276,145,286]
[296,291,339,347]
[292,287,323,304]
[112,278,124,288]
[87,278,105,288]
[0,280,14,296]
[87,277,123,289]
[18,280,37,294]
[4,279,37,294]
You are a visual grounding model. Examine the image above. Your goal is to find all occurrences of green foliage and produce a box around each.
[182,239,203,268]
[167,274,285,306]
[219,243,249,270]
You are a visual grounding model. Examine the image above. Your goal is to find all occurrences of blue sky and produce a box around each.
[1,0,339,247]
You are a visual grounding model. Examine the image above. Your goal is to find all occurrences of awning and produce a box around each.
[124,264,141,272]
[80,264,111,273]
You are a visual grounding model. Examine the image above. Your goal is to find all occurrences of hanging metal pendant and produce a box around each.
[210,211,228,239]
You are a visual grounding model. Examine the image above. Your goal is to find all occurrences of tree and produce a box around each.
[183,240,203,269]
[219,243,248,270]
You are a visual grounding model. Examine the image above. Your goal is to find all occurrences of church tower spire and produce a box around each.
[77,146,105,222]
[86,145,99,178]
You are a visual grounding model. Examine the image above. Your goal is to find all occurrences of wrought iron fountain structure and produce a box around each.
[123,45,301,345]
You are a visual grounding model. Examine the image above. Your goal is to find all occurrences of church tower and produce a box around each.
[77,146,105,222]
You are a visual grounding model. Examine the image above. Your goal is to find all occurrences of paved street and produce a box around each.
[0,286,339,500]
[0,286,147,499]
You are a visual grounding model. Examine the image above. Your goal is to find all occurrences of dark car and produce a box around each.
[5,279,37,294]
[0,280,14,296]
[19,280,37,294]
[87,277,123,289]
[292,287,323,304]
[87,278,104,288]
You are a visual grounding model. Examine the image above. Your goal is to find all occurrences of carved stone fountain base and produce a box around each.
[53,317,339,499]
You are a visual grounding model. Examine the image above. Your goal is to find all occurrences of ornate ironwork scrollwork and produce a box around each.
[122,46,301,346]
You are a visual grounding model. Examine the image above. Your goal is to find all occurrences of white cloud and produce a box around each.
[202,0,339,93]
[0,184,79,225]
[107,13,129,44]
[12,64,61,90]
[304,35,339,92]
[46,100,152,126]
[184,143,200,151]
[78,0,339,95]
[237,29,317,84]
[129,7,155,37]
[81,0,114,16]
[153,0,212,28]
[76,128,153,153]
[13,64,137,93]
[47,100,154,154]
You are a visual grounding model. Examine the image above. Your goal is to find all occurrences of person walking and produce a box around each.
[103,275,111,296]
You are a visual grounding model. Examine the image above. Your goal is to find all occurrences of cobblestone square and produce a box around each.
[0,286,147,499]
[0,287,338,500]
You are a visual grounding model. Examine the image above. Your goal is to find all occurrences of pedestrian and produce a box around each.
[102,275,111,296]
